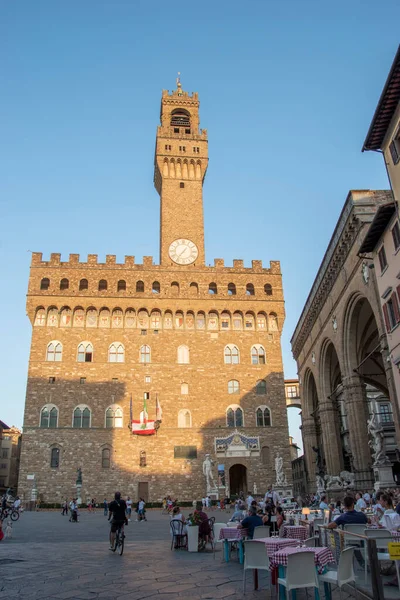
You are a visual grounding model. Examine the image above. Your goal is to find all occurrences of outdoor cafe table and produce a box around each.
[282,525,308,541]
[253,536,300,557]
[218,527,249,563]
[270,546,335,600]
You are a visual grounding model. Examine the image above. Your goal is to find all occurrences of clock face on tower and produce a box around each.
[169,239,199,265]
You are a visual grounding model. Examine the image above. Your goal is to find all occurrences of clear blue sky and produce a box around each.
[1,1,399,452]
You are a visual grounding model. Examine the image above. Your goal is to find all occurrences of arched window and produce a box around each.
[246,283,255,296]
[73,406,91,428]
[40,405,58,428]
[189,282,198,295]
[228,380,240,394]
[77,342,93,363]
[251,345,266,365]
[117,280,126,292]
[181,382,189,395]
[178,409,192,428]
[228,283,236,296]
[46,341,62,362]
[140,345,151,363]
[177,345,189,364]
[60,278,69,290]
[170,108,190,127]
[136,280,144,293]
[226,405,244,427]
[264,283,272,296]
[257,314,267,329]
[79,279,88,291]
[221,312,230,329]
[256,406,271,427]
[245,313,255,329]
[256,380,267,395]
[105,406,123,428]
[98,279,107,291]
[50,448,60,468]
[209,282,217,295]
[102,448,111,469]
[40,277,50,291]
[171,281,180,295]
[152,281,160,294]
[109,343,125,363]
[261,445,270,465]
[224,344,240,364]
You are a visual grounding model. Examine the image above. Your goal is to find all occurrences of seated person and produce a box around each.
[170,505,187,535]
[229,503,245,522]
[276,506,285,530]
[195,504,211,549]
[327,495,368,567]
[239,506,263,539]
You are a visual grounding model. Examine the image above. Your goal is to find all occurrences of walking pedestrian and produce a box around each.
[126,496,132,521]
[61,499,68,516]
[103,498,108,516]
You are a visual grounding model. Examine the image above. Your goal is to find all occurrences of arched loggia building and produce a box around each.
[291,190,399,492]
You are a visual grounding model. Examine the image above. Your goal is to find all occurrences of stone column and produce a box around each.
[301,417,318,492]
[342,374,374,489]
[319,398,343,476]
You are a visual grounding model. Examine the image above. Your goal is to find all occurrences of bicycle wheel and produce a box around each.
[118,530,124,556]
[113,530,119,553]
[11,510,19,522]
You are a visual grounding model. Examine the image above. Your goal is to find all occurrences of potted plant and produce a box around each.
[186,512,201,552]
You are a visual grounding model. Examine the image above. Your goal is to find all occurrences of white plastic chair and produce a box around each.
[319,547,355,600]
[213,523,227,559]
[253,526,270,539]
[277,551,319,600]
[243,540,271,594]
[364,528,392,560]
[343,524,367,580]
[304,536,318,547]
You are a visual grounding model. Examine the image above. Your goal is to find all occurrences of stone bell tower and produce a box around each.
[154,75,208,266]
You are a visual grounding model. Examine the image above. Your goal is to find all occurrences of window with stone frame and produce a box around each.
[256,380,267,395]
[226,405,243,427]
[251,345,266,365]
[228,283,236,296]
[140,345,151,363]
[392,221,400,251]
[46,341,62,362]
[117,279,126,292]
[378,245,388,272]
[224,344,240,364]
[109,343,125,363]
[208,282,217,295]
[228,379,240,394]
[136,280,144,293]
[379,403,393,424]
[79,278,88,291]
[178,409,192,428]
[60,278,69,290]
[383,294,400,332]
[105,406,123,428]
[389,127,400,165]
[50,447,60,468]
[246,283,255,296]
[40,277,50,290]
[40,405,58,428]
[102,448,111,468]
[181,382,189,395]
[264,283,272,296]
[73,406,91,428]
[177,345,189,364]
[256,406,271,426]
[98,279,108,291]
[152,281,160,294]
[77,342,93,363]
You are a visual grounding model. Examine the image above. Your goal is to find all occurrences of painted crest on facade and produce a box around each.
[215,429,260,457]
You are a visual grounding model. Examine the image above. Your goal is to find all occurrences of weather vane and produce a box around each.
[176,71,183,95]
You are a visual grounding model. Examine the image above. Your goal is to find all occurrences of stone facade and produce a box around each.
[18,83,291,504]
[291,190,399,493]
[0,421,21,492]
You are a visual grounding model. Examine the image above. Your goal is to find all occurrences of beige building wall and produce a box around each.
[382,102,400,203]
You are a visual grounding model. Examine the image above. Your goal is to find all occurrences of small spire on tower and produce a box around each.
[176,71,183,96]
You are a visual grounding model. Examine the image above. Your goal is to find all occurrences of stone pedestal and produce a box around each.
[325,485,343,501]
[273,485,293,499]
[373,464,394,491]
[76,483,82,506]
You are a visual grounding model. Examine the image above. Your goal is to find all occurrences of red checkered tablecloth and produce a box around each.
[270,546,334,572]
[392,531,400,539]
[253,537,300,557]
[219,528,248,540]
[282,525,308,541]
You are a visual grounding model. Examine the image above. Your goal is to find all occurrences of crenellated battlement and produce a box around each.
[30,252,281,273]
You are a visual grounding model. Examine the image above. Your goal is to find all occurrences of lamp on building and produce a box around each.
[302,507,310,521]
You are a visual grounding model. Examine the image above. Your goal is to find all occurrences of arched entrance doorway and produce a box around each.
[229,464,247,496]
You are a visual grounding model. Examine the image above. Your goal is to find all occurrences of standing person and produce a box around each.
[88,499,92,513]
[103,498,108,516]
[92,498,96,513]
[108,491,128,550]
[126,496,132,521]
[246,491,254,509]
[201,496,206,509]
[272,489,280,507]
[61,499,68,516]
[355,492,367,512]
[138,497,147,521]
[205,496,210,510]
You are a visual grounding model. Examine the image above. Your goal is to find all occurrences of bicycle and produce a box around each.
[0,508,19,522]
[112,523,125,555]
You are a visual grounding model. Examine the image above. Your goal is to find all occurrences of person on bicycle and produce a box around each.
[108,491,127,550]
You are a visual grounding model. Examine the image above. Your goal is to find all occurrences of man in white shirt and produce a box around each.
[319,495,329,510]
[246,492,254,509]
[126,496,132,521]
[13,497,21,510]
[355,493,366,512]
[272,490,280,507]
